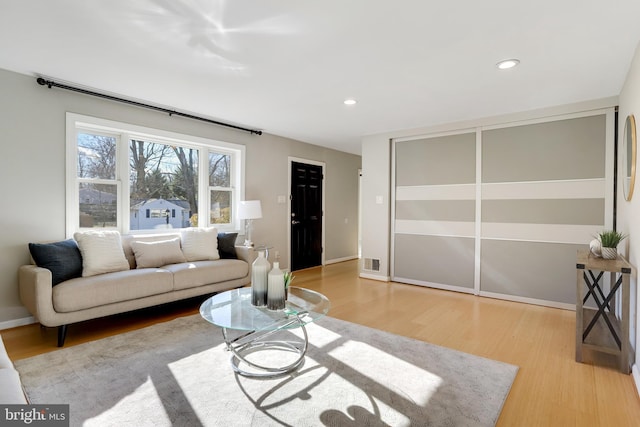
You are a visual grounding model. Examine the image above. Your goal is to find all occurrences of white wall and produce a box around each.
[360,135,391,280]
[617,41,640,389]
[0,68,361,326]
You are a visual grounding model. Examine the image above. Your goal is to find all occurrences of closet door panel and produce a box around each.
[396,134,475,186]
[482,115,605,183]
[480,240,582,304]
[395,234,475,289]
[480,114,608,305]
[393,132,476,291]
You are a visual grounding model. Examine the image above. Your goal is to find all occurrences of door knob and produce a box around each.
[291,220,301,225]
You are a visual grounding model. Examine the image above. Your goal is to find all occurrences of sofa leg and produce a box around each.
[57,325,67,347]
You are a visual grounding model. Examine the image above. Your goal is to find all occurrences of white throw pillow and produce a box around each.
[180,227,219,261]
[74,230,130,277]
[130,237,186,269]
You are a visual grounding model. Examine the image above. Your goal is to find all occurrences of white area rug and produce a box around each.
[15,315,517,426]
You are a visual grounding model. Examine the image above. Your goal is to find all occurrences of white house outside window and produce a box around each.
[66,113,245,236]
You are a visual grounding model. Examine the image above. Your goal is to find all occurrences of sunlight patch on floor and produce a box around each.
[328,340,443,406]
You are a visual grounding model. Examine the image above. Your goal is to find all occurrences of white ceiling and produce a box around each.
[2,1,640,155]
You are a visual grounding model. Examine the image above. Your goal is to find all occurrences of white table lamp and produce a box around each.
[238,200,262,247]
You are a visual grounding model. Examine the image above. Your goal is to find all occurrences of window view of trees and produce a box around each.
[209,153,233,224]
[75,126,238,232]
[77,133,118,228]
[128,139,199,230]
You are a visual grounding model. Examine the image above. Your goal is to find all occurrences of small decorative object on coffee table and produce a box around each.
[267,262,285,310]
[283,271,295,299]
[200,287,330,377]
[251,250,269,306]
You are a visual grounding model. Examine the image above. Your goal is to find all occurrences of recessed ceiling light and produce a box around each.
[344,99,357,105]
[496,59,520,70]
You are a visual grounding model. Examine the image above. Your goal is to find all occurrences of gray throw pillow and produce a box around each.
[217,233,238,259]
[28,239,83,286]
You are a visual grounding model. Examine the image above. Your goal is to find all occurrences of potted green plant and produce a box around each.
[283,271,295,299]
[597,230,627,259]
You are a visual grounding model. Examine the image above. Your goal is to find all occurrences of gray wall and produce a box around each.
[0,68,361,324]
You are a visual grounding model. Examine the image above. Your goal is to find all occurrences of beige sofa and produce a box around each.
[0,335,27,404]
[19,233,253,347]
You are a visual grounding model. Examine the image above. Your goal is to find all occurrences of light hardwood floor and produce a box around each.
[3,259,640,426]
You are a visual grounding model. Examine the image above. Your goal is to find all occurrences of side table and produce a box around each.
[575,249,633,373]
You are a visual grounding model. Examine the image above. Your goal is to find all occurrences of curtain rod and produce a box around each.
[36,77,263,136]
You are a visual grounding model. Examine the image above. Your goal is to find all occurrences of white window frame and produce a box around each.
[66,113,245,237]
[207,148,236,228]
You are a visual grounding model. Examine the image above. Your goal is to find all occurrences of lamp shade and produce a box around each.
[238,200,262,220]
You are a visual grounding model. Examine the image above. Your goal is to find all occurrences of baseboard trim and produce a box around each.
[0,316,36,331]
[359,272,390,281]
[394,277,475,295]
[479,291,575,310]
[326,255,359,265]
[633,364,640,397]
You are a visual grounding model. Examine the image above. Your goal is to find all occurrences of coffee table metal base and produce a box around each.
[221,315,309,377]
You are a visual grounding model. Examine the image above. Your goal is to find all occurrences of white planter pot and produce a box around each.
[601,247,618,260]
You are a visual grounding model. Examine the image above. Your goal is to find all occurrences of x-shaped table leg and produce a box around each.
[582,270,611,311]
[582,272,622,349]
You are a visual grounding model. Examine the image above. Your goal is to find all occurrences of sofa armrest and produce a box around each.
[18,265,59,327]
[234,245,256,265]
[235,246,257,280]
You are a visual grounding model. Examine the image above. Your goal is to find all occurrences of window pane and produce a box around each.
[77,133,116,179]
[79,182,117,228]
[209,152,231,187]
[210,190,231,224]
[129,139,198,230]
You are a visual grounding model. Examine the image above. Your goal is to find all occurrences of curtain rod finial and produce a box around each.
[36,77,52,88]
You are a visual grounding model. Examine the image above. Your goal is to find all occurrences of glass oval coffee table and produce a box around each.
[200,286,330,377]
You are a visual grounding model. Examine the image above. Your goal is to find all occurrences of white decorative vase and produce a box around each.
[267,262,286,311]
[251,250,270,306]
[601,247,618,260]
[589,239,602,258]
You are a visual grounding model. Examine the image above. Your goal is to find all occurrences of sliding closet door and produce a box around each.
[391,111,612,307]
[480,114,610,306]
[393,132,476,292]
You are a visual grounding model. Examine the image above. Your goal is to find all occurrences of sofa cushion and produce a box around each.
[130,237,186,268]
[28,239,83,286]
[181,227,220,261]
[74,231,129,277]
[164,260,249,291]
[217,233,238,259]
[53,268,173,312]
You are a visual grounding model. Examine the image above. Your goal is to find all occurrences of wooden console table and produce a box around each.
[576,249,633,374]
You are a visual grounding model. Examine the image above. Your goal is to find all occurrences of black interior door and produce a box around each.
[291,161,323,271]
